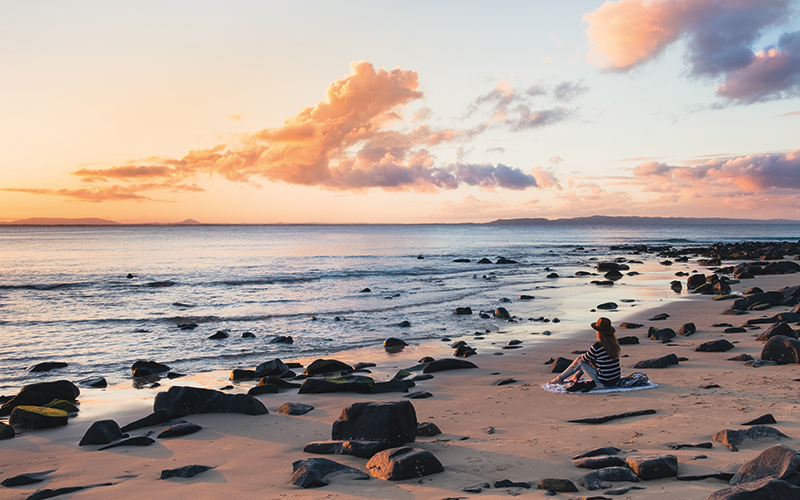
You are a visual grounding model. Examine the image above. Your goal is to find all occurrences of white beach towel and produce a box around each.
[541,381,658,395]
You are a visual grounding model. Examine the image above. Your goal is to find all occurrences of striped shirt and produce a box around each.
[581,342,621,386]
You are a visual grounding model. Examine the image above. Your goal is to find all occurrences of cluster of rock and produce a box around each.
[706,444,800,499]
[659,241,800,262]
[0,380,81,437]
[292,400,444,487]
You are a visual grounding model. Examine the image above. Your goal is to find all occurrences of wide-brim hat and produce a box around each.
[591,317,615,335]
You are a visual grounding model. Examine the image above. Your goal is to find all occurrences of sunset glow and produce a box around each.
[2,1,799,223]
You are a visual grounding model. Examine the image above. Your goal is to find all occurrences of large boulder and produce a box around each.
[626,454,678,480]
[0,380,80,417]
[633,353,680,369]
[153,386,268,418]
[331,401,417,447]
[131,360,170,377]
[304,359,353,375]
[712,426,788,451]
[422,359,478,373]
[706,477,800,500]
[27,362,68,372]
[729,444,800,486]
[366,447,444,480]
[290,458,369,488]
[254,359,291,377]
[0,422,14,440]
[696,339,735,352]
[687,274,707,289]
[9,406,68,429]
[757,322,797,342]
[298,376,374,394]
[79,420,126,445]
[761,336,800,364]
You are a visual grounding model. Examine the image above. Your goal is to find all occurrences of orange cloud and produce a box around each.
[6,61,550,202]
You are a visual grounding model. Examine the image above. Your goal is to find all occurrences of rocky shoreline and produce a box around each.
[2,242,800,499]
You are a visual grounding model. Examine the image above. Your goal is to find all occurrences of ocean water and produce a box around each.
[1,223,799,392]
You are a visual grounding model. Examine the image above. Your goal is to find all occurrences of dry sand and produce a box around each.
[2,272,800,500]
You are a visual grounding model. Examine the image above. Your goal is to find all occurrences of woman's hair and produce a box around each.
[599,332,621,359]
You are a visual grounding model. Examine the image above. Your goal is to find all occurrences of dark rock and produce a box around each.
[299,376,374,395]
[733,291,784,311]
[230,369,256,381]
[688,274,707,289]
[277,402,314,415]
[78,377,107,388]
[577,467,640,490]
[744,287,765,294]
[546,272,559,278]
[131,360,170,377]
[537,478,578,492]
[568,409,657,424]
[494,378,516,386]
[678,323,697,336]
[757,322,797,341]
[22,485,113,500]
[0,422,14,440]
[647,327,676,343]
[633,354,680,369]
[258,376,301,389]
[208,331,228,339]
[551,357,572,373]
[462,482,490,493]
[597,262,629,271]
[669,442,714,449]
[572,447,622,459]
[454,344,477,357]
[79,419,126,445]
[618,336,640,345]
[303,440,392,458]
[649,313,669,321]
[728,354,754,362]
[706,477,800,500]
[0,380,80,417]
[597,302,618,310]
[370,379,415,394]
[160,465,213,480]
[1,470,54,487]
[518,294,534,300]
[247,384,279,396]
[494,307,510,319]
[360,287,372,292]
[494,479,531,488]
[604,270,623,281]
[384,338,408,349]
[496,257,517,264]
[120,410,170,432]
[98,436,155,450]
[696,339,735,352]
[604,485,647,495]
[422,359,478,373]
[625,454,678,480]
[725,327,747,333]
[416,422,441,436]
[742,414,777,426]
[404,391,432,399]
[271,335,293,344]
[761,335,800,364]
[158,422,202,438]
[677,473,733,481]
[366,446,443,480]
[305,359,353,375]
[398,320,411,328]
[290,458,370,488]
[241,331,255,338]
[44,399,78,414]
[712,425,788,451]
[729,444,800,486]
[454,307,473,315]
[153,386,268,418]
[573,455,626,469]
[9,406,68,429]
[27,362,68,372]
[332,401,417,447]
[254,359,291,377]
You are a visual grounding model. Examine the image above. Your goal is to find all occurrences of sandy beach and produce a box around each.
[2,265,800,500]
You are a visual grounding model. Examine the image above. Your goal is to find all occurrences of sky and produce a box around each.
[1,0,799,224]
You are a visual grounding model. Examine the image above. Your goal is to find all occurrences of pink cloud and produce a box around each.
[584,0,799,102]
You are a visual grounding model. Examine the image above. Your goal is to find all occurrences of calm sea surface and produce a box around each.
[1,224,799,392]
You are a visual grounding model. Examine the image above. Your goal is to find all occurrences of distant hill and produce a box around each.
[3,217,120,225]
[487,215,800,225]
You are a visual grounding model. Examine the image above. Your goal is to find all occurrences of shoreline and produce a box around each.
[2,261,800,499]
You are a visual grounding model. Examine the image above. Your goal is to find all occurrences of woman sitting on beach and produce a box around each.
[550,317,621,392]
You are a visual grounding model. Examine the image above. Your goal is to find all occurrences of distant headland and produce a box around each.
[1,215,799,226]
